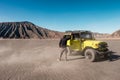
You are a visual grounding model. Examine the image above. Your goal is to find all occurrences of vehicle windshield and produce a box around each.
[80,32,94,39]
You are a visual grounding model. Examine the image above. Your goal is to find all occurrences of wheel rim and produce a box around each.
[86,52,92,59]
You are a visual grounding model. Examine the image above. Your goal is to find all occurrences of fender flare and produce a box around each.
[82,46,94,56]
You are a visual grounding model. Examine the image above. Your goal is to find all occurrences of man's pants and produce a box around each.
[59,47,69,61]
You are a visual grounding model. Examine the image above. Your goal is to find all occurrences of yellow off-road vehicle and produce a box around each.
[65,30,112,62]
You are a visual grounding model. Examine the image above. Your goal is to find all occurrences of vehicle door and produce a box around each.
[70,33,82,51]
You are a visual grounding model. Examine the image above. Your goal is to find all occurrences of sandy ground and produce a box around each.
[0,39,120,80]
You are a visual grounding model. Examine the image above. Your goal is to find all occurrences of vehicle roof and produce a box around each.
[65,30,91,34]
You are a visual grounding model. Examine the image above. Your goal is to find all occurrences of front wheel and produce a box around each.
[84,49,98,62]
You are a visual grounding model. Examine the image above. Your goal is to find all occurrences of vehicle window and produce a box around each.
[81,32,93,39]
[72,33,80,40]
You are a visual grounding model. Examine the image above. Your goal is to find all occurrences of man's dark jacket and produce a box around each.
[59,37,70,48]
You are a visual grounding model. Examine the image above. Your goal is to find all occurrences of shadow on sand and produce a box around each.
[67,51,120,62]
[110,54,120,61]
[68,57,85,61]
[98,51,120,62]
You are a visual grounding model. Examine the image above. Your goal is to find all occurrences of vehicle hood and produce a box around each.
[83,40,107,49]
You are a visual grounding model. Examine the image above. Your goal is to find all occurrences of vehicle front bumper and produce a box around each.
[96,50,113,55]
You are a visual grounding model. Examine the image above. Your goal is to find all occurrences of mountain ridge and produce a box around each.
[0,21,63,39]
[111,29,120,38]
[0,21,120,39]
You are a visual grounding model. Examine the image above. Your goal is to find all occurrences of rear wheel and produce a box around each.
[85,49,97,62]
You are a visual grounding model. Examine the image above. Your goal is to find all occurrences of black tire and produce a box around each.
[84,49,97,62]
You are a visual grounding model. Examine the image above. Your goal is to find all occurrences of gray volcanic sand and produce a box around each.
[0,39,120,80]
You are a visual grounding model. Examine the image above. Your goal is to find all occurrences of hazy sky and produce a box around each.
[0,0,120,33]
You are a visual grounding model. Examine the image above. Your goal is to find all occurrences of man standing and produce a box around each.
[58,35,71,61]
